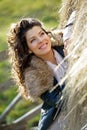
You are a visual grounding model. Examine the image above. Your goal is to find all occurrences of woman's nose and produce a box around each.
[37,37,42,43]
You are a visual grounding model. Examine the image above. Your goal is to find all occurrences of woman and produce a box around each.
[8,18,67,130]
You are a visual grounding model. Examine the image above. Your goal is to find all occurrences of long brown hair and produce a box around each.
[8,18,49,97]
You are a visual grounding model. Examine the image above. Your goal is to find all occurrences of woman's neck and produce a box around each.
[40,49,57,65]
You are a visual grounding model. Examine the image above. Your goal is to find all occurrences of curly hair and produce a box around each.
[7,18,53,98]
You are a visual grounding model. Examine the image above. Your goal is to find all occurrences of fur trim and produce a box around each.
[24,55,54,101]
[51,29,64,46]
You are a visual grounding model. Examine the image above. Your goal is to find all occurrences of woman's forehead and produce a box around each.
[26,26,43,39]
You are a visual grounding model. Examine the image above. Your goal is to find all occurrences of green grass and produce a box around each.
[0,60,10,82]
[0,0,61,128]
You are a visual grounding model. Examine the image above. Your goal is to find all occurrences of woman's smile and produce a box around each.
[39,42,48,50]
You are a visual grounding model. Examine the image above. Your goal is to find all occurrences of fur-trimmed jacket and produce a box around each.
[24,45,65,130]
[24,45,65,101]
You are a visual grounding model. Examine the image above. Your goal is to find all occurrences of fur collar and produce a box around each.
[24,55,54,101]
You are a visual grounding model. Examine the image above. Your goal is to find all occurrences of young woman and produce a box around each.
[8,18,68,130]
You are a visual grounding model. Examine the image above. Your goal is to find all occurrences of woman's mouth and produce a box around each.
[39,43,48,49]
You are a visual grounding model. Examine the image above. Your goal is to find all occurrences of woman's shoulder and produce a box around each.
[23,55,54,101]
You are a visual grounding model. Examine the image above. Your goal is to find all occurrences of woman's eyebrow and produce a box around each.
[29,29,43,40]
[30,36,35,40]
[38,29,44,34]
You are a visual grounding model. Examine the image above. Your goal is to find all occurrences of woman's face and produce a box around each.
[25,26,52,59]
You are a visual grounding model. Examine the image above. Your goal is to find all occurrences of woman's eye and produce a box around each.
[40,32,45,36]
[31,39,36,43]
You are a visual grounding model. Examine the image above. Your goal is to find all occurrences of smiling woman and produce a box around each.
[7,17,67,130]
[25,26,52,61]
